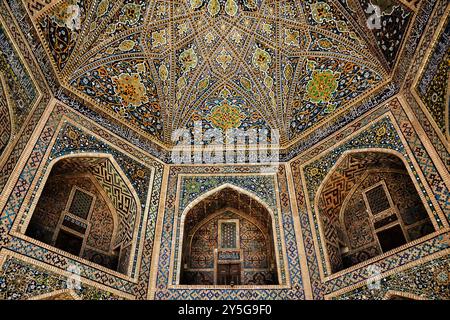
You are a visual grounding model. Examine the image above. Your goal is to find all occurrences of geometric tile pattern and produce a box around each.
[2,0,445,167]
[153,165,306,299]
[0,22,38,131]
[91,160,137,247]
[331,250,450,300]
[0,104,163,298]
[26,0,407,146]
[357,0,413,69]
[0,253,123,300]
[290,97,450,299]
[416,14,449,138]
[0,80,11,155]
[402,0,449,170]
[0,10,50,195]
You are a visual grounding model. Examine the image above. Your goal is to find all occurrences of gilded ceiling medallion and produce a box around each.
[207,99,246,131]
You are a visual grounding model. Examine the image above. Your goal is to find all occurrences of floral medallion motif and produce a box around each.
[112,73,149,107]
[97,0,109,17]
[225,0,238,16]
[179,48,198,73]
[152,29,167,48]
[119,3,142,26]
[37,0,396,145]
[207,100,246,131]
[305,69,339,104]
[252,47,271,73]
[433,266,450,286]
[311,2,333,23]
[243,0,259,10]
[216,49,232,71]
[191,0,258,16]
[285,29,301,47]
[118,40,135,52]
[207,0,220,16]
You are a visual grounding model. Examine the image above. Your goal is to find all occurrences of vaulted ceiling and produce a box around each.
[31,0,414,147]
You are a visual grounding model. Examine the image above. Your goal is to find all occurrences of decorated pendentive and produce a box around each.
[38,0,87,70]
[289,57,383,137]
[71,60,164,139]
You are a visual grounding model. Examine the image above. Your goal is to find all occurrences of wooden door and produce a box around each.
[217,263,241,285]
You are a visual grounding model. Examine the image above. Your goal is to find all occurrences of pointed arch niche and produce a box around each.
[24,154,142,275]
[178,185,279,286]
[315,150,436,274]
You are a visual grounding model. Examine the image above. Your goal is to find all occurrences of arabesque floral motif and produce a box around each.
[179,48,198,73]
[305,70,339,104]
[311,2,333,23]
[112,73,149,107]
[207,100,246,131]
[252,47,271,73]
[119,3,142,26]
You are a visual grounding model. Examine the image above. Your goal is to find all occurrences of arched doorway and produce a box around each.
[180,187,278,286]
[316,151,435,273]
[25,155,140,275]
